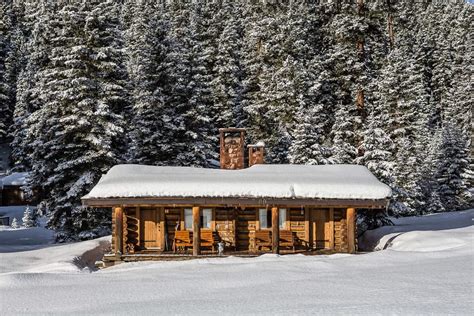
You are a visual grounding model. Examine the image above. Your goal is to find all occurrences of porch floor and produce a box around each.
[104,248,338,262]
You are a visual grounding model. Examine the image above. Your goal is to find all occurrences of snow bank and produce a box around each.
[359,209,474,251]
[0,236,110,274]
[84,164,391,200]
[0,172,28,187]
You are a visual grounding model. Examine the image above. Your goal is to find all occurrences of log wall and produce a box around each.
[215,208,236,249]
[334,208,348,252]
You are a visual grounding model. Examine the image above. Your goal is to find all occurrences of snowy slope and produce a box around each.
[359,209,473,251]
[0,210,472,315]
[0,237,110,274]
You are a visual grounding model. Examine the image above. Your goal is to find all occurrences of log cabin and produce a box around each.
[82,128,391,262]
[0,172,39,206]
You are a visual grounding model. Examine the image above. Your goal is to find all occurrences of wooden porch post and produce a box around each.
[272,207,279,254]
[192,206,201,256]
[328,208,335,250]
[347,208,356,254]
[304,207,311,249]
[114,206,124,255]
[159,207,166,251]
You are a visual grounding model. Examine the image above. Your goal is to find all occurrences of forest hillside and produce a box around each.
[0,0,472,239]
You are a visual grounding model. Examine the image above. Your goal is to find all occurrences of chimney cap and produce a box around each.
[248,141,265,148]
[219,127,246,133]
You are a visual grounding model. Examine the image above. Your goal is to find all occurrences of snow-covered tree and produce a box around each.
[124,2,171,166]
[211,1,244,129]
[180,2,219,167]
[11,217,19,229]
[27,1,127,239]
[22,206,37,228]
[0,0,17,144]
[433,123,471,211]
[9,0,57,170]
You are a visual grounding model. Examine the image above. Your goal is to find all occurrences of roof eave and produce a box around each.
[82,196,390,209]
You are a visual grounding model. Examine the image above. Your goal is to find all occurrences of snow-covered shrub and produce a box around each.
[22,206,38,228]
[11,217,20,229]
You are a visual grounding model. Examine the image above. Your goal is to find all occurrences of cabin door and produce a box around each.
[140,208,162,250]
[236,208,257,251]
[310,209,329,249]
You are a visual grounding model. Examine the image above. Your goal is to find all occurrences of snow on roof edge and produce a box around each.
[83,164,392,202]
[1,172,29,187]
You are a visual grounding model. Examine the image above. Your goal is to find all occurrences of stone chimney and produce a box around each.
[219,128,246,169]
[248,142,265,167]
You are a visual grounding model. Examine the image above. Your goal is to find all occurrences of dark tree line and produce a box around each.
[0,0,472,239]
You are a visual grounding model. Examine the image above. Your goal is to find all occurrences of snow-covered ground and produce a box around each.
[0,209,472,315]
[0,206,54,253]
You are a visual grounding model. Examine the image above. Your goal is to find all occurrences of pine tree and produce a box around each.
[161,2,194,167]
[327,1,371,164]
[11,217,19,229]
[10,0,56,170]
[433,123,471,211]
[27,1,127,239]
[22,205,37,228]
[211,1,244,129]
[124,2,171,165]
[181,2,219,167]
[289,100,333,165]
[240,4,270,146]
[0,0,16,144]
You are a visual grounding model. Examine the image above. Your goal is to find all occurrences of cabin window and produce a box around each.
[184,208,212,230]
[259,208,287,229]
[279,208,287,229]
[201,208,212,229]
[259,208,271,229]
[184,208,193,229]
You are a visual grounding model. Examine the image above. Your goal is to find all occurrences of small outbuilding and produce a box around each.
[1,172,30,206]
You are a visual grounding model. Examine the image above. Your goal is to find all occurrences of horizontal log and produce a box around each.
[82,196,389,209]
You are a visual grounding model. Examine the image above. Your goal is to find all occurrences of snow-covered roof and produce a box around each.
[83,164,391,202]
[1,172,29,187]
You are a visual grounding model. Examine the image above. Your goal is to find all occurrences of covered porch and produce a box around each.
[104,203,363,261]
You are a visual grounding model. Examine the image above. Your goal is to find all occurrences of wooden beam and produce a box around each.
[180,208,185,230]
[136,206,141,248]
[347,207,356,254]
[328,208,334,250]
[114,206,124,255]
[271,207,279,254]
[82,197,389,209]
[233,208,237,251]
[192,206,201,256]
[304,207,310,248]
[159,207,166,251]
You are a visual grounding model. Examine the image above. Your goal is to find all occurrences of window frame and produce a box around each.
[279,208,287,230]
[183,207,213,230]
[258,208,272,229]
